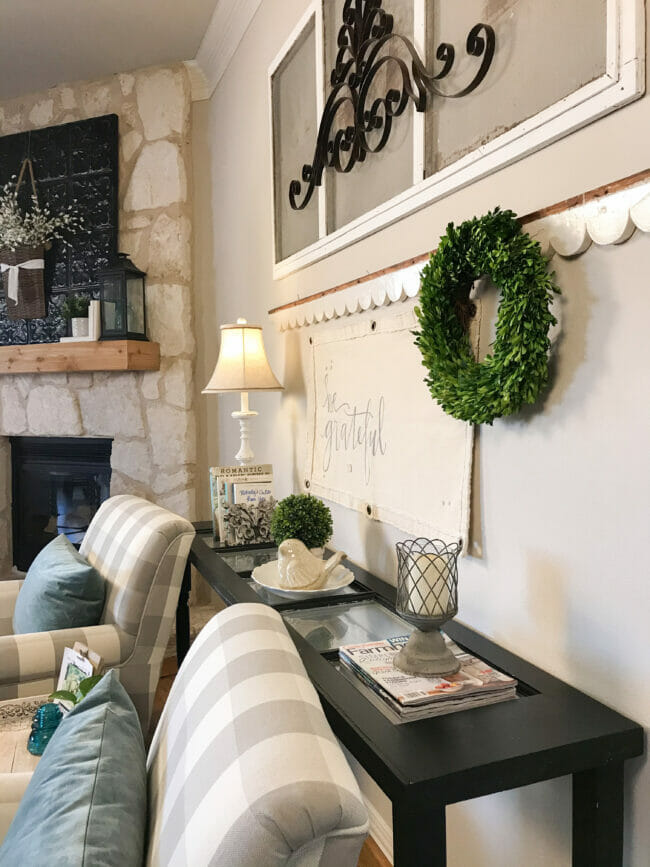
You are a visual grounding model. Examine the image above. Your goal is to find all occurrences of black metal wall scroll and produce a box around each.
[289,0,496,210]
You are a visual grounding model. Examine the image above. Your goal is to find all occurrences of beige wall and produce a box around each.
[192,3,650,864]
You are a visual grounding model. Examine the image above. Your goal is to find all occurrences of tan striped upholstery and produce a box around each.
[0,774,31,844]
[0,582,21,638]
[0,496,194,733]
[146,603,369,866]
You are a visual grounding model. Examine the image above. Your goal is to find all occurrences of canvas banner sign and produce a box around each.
[305,304,473,545]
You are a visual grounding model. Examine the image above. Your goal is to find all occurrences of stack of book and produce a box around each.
[338,634,517,723]
[209,464,276,547]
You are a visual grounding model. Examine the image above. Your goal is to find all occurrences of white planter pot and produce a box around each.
[71,317,89,338]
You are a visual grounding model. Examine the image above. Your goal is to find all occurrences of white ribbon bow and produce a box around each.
[0,259,45,304]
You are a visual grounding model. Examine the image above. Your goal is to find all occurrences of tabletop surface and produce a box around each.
[191,530,644,803]
[0,696,45,774]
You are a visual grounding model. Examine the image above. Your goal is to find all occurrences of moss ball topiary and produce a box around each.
[270,494,333,550]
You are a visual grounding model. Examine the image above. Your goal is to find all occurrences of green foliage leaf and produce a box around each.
[78,675,103,697]
[414,208,560,425]
[49,690,78,705]
[61,293,90,320]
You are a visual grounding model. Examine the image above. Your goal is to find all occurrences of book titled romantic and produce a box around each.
[209,464,275,546]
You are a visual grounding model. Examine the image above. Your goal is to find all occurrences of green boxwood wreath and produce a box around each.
[414,208,560,425]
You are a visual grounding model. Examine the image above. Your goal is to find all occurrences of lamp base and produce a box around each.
[232,391,258,465]
[393,627,461,677]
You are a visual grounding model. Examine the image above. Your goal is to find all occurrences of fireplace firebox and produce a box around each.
[10,437,112,571]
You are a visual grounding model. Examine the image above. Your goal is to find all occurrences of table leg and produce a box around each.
[393,799,446,866]
[572,763,624,866]
[176,561,191,667]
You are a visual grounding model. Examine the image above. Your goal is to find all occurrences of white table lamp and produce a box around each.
[202,318,283,464]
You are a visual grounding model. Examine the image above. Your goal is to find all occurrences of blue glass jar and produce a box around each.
[27,702,63,756]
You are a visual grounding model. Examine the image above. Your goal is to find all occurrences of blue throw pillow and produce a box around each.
[13,534,105,634]
[0,670,146,867]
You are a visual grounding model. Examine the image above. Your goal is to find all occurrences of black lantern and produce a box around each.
[98,253,147,341]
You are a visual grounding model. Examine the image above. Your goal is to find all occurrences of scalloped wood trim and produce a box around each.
[270,169,650,331]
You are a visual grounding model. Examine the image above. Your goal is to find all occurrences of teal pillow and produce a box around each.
[13,534,105,634]
[0,670,146,867]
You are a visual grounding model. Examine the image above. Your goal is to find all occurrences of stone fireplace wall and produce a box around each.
[0,64,196,576]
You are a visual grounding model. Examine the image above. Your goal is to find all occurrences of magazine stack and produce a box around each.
[338,634,517,723]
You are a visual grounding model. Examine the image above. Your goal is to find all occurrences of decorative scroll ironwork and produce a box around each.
[289,0,496,210]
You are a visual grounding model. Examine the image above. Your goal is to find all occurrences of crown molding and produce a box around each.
[193,0,263,100]
[183,60,210,101]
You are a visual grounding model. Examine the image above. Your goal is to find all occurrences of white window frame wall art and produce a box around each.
[269,4,324,263]
[269,0,645,279]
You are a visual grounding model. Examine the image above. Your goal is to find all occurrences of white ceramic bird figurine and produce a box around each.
[277,539,347,590]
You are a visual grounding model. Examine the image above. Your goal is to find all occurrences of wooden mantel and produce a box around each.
[0,340,160,375]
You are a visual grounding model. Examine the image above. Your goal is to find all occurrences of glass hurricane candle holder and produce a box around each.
[394,537,462,676]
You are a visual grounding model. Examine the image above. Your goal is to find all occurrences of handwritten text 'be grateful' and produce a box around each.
[321,375,387,483]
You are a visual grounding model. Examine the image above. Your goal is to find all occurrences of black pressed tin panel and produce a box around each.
[0,114,118,345]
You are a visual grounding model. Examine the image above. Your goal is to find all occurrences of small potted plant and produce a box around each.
[62,293,91,337]
[271,494,333,555]
[0,165,83,320]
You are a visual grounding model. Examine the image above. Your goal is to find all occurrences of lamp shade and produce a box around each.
[202,319,283,393]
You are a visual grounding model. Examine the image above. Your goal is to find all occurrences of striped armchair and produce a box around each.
[0,496,194,733]
[0,604,368,864]
[146,603,369,865]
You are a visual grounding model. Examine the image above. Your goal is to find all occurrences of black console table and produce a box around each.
[178,527,643,866]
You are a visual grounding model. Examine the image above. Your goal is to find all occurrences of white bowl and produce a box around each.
[251,559,355,600]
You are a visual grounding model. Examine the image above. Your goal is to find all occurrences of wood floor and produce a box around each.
[0,729,40,774]
[153,658,391,867]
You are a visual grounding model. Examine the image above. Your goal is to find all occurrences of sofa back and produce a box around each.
[146,603,369,866]
[80,495,194,637]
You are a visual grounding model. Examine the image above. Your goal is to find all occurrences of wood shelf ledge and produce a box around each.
[0,340,160,375]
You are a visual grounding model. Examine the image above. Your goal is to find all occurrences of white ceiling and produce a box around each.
[0,0,220,101]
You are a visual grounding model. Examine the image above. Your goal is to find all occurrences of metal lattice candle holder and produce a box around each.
[394,538,462,676]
